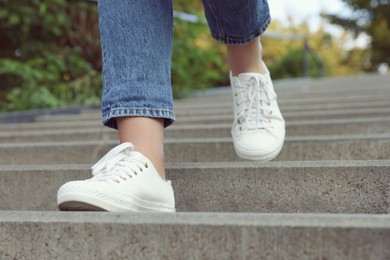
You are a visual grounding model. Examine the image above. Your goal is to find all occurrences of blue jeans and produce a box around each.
[98,0,271,129]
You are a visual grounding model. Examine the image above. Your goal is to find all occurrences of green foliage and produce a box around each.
[325,0,390,69]
[0,0,102,112]
[269,48,320,79]
[0,0,371,113]
[0,49,101,111]
[172,20,227,98]
[0,0,228,112]
[263,20,370,78]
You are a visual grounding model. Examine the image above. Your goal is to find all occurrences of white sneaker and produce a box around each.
[230,70,285,161]
[57,142,175,212]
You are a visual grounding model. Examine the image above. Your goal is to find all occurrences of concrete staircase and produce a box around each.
[1,74,389,259]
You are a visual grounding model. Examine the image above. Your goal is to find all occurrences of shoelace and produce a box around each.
[235,75,277,130]
[90,142,148,183]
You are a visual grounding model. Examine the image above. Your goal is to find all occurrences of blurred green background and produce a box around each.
[0,0,389,112]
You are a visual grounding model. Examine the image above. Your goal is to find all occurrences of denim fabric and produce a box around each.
[98,0,271,129]
[202,0,271,45]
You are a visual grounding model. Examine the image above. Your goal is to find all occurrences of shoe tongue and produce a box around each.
[129,151,144,159]
[129,151,158,173]
[129,151,153,164]
[237,72,269,82]
[91,142,134,175]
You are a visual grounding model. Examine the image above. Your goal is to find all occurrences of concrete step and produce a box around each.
[174,107,390,125]
[0,120,102,132]
[1,99,389,130]
[1,134,389,164]
[189,74,390,98]
[168,119,390,138]
[2,114,390,133]
[1,118,390,142]
[187,87,390,103]
[185,76,390,94]
[33,100,390,121]
[1,161,388,213]
[175,93,390,109]
[31,101,390,122]
[0,74,389,260]
[178,100,390,115]
[1,211,389,260]
[32,93,390,122]
[27,106,390,126]
[266,74,390,93]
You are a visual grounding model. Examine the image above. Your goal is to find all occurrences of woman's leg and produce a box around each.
[57,0,176,212]
[117,117,165,178]
[98,0,175,179]
[202,0,285,161]
[227,38,267,76]
[201,0,271,75]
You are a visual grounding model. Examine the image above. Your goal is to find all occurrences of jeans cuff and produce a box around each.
[211,17,271,45]
[102,107,176,129]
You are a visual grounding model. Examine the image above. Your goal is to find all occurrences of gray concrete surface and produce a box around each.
[1,114,390,134]
[173,107,390,125]
[0,74,389,259]
[1,211,390,260]
[1,135,389,164]
[30,106,390,125]
[175,94,390,109]
[0,161,388,213]
[1,117,389,142]
[33,100,390,120]
[0,120,102,132]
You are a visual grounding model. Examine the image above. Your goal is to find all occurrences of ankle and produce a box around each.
[135,147,166,179]
[231,63,268,76]
[116,116,166,179]
[227,37,268,76]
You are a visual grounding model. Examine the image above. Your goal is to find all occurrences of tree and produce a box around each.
[325,0,390,70]
[0,0,102,111]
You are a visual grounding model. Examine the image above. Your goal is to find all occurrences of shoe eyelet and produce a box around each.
[145,163,149,168]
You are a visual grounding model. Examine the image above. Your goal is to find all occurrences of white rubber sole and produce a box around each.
[233,138,285,161]
[57,192,175,213]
